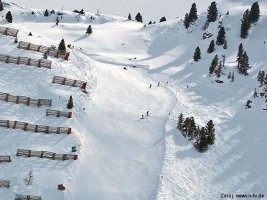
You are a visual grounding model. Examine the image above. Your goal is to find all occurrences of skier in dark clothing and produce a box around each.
[146,111,149,116]
[149,84,152,88]
[140,114,144,119]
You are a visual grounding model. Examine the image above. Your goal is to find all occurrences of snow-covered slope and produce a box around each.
[0,1,267,200]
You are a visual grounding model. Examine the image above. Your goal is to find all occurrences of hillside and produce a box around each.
[0,1,267,200]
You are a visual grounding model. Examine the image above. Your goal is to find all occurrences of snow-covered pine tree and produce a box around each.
[197,127,208,152]
[239,51,250,76]
[58,39,66,51]
[86,25,93,35]
[0,0,3,11]
[207,40,215,53]
[188,3,198,23]
[44,9,49,17]
[6,11,12,23]
[250,2,260,23]
[128,13,132,20]
[240,9,251,39]
[209,55,218,75]
[193,46,201,62]
[135,13,143,23]
[67,95,74,109]
[237,43,244,70]
[177,113,184,130]
[184,13,190,29]
[215,61,222,78]
[216,26,225,46]
[159,16,166,23]
[207,1,218,23]
[257,71,265,85]
[206,120,215,145]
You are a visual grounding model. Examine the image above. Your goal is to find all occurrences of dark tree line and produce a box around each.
[240,2,260,38]
[177,113,215,152]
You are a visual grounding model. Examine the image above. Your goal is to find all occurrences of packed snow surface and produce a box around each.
[0,1,267,200]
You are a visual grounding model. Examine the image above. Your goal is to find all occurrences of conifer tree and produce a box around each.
[0,0,3,11]
[209,55,218,75]
[239,51,250,75]
[188,3,198,23]
[159,16,167,23]
[207,1,218,23]
[250,2,260,23]
[6,11,12,23]
[215,61,222,77]
[44,9,49,17]
[128,13,132,20]
[188,117,197,139]
[193,46,201,62]
[135,13,143,23]
[86,25,93,35]
[216,26,225,45]
[58,39,66,51]
[206,120,215,145]
[237,43,244,67]
[197,127,208,152]
[184,13,190,29]
[177,113,184,130]
[240,9,251,39]
[257,71,265,85]
[67,95,74,109]
[207,40,215,53]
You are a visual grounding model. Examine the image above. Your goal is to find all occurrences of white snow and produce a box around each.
[0,1,267,200]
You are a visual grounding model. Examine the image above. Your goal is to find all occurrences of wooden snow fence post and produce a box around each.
[15,194,42,200]
[0,155,11,162]
[0,180,10,188]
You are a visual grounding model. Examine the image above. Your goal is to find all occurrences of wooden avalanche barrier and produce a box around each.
[52,75,87,89]
[46,109,72,118]
[0,120,71,134]
[0,54,52,69]
[15,194,41,200]
[16,149,78,160]
[0,26,19,37]
[18,41,70,60]
[0,155,11,162]
[0,92,52,107]
[0,180,10,188]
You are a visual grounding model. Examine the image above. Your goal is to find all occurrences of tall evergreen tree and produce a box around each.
[128,13,132,20]
[135,13,143,23]
[207,1,218,23]
[197,127,208,152]
[86,25,93,34]
[44,9,49,17]
[215,61,222,78]
[237,43,244,66]
[193,46,201,62]
[216,26,225,45]
[206,120,215,145]
[6,11,12,23]
[250,2,260,23]
[207,40,215,53]
[58,39,66,51]
[184,13,190,29]
[0,0,3,11]
[67,95,74,109]
[240,9,251,39]
[209,55,218,75]
[177,113,184,130]
[188,3,198,23]
[239,51,250,75]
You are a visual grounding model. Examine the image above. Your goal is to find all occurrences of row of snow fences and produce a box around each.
[15,194,41,200]
[16,149,78,161]
[18,41,70,60]
[0,180,10,188]
[0,54,52,69]
[52,75,87,89]
[46,109,72,118]
[0,155,11,163]
[0,92,52,107]
[0,120,72,134]
[0,26,19,37]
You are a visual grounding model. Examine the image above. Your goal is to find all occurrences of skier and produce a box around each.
[146,111,149,116]
[157,82,160,86]
[149,84,152,88]
[140,114,144,119]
